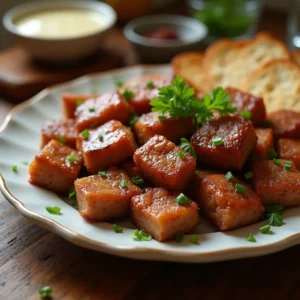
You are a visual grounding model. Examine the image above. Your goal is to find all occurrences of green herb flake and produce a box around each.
[179,138,196,159]
[131,176,144,185]
[212,136,223,146]
[67,155,79,163]
[39,286,52,298]
[45,206,61,215]
[68,186,76,199]
[190,235,198,244]
[98,135,104,142]
[128,114,139,127]
[113,224,123,233]
[241,110,252,120]
[122,89,135,101]
[119,180,129,189]
[244,171,253,180]
[89,107,95,113]
[284,161,292,170]
[22,161,29,165]
[268,148,278,160]
[12,165,18,173]
[56,136,66,144]
[158,115,166,121]
[246,233,256,243]
[178,151,185,159]
[132,229,152,241]
[175,193,189,205]
[175,233,184,243]
[225,171,233,181]
[98,171,107,177]
[235,183,246,194]
[146,81,155,89]
[273,158,282,165]
[268,212,284,227]
[261,120,273,128]
[81,129,90,139]
[76,99,84,106]
[194,170,199,176]
[259,224,272,234]
[115,80,124,88]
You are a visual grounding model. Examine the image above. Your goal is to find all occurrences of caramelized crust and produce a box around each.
[134,135,196,191]
[278,138,300,169]
[134,112,195,145]
[251,160,300,206]
[29,139,83,194]
[190,116,257,171]
[41,119,77,149]
[75,167,141,221]
[254,128,274,160]
[75,92,131,132]
[131,188,200,241]
[61,93,94,118]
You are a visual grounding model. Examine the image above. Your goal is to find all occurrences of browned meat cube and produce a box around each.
[120,159,142,178]
[192,173,264,230]
[77,120,137,174]
[75,167,141,221]
[75,92,131,132]
[254,128,274,160]
[226,87,266,126]
[251,160,300,207]
[133,135,196,191]
[190,116,257,171]
[29,139,83,194]
[41,119,77,149]
[61,93,94,118]
[134,112,195,145]
[278,138,300,169]
[131,188,200,241]
[120,74,173,115]
[268,110,300,138]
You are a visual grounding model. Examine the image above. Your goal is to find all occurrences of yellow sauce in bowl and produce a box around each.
[14,8,107,39]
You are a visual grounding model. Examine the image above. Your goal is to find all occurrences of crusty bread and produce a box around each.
[172,52,210,92]
[203,32,292,88]
[242,59,300,113]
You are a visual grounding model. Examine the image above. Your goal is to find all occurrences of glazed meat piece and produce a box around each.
[192,173,264,230]
[29,139,83,194]
[120,159,148,187]
[268,110,300,138]
[226,87,266,126]
[278,138,300,169]
[41,119,77,149]
[75,167,141,221]
[131,188,200,241]
[251,160,300,206]
[190,116,257,171]
[77,120,137,174]
[134,112,195,145]
[75,92,131,132]
[120,74,173,115]
[61,93,94,118]
[254,128,274,160]
[133,135,196,191]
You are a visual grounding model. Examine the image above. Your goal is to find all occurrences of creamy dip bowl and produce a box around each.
[3,0,116,62]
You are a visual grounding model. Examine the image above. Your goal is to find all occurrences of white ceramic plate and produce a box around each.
[1,65,300,263]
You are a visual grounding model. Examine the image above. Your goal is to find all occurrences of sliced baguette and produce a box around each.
[242,59,300,113]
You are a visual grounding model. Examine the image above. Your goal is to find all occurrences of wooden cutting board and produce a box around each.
[0,47,123,102]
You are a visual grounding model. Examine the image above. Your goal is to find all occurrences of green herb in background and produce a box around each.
[39,286,52,298]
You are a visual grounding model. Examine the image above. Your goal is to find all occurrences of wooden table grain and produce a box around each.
[1,9,300,300]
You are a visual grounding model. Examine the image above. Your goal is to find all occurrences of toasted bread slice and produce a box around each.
[172,52,209,92]
[242,59,300,113]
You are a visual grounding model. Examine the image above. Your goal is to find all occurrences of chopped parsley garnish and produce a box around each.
[175,233,184,243]
[212,137,223,146]
[178,151,185,159]
[261,120,273,128]
[131,176,144,185]
[122,89,135,100]
[273,158,282,165]
[150,77,236,125]
[128,114,139,127]
[39,286,52,298]
[179,138,196,159]
[67,155,79,163]
[194,170,199,176]
[98,135,104,141]
[235,183,246,194]
[146,81,155,89]
[98,171,106,177]
[225,171,233,181]
[132,229,152,241]
[259,224,272,234]
[89,107,95,113]
[22,161,29,165]
[158,115,166,121]
[113,224,123,233]
[45,206,61,215]
[81,129,90,139]
[240,110,252,120]
[264,204,285,226]
[68,186,76,199]
[115,80,124,88]
[284,161,292,170]
[264,204,285,214]
[56,136,66,144]
[246,233,256,242]
[268,148,278,159]
[76,99,84,106]
[269,212,284,227]
[190,235,198,244]
[119,180,128,189]
[12,165,18,173]
[244,171,253,180]
[175,193,189,205]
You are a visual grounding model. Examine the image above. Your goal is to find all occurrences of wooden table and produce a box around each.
[1,9,300,300]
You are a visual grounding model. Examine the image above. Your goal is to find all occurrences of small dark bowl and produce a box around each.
[124,14,207,63]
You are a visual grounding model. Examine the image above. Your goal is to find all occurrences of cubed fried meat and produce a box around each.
[254,128,274,160]
[61,93,94,118]
[278,138,300,169]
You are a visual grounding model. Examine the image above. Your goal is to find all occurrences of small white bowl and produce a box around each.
[3,0,116,62]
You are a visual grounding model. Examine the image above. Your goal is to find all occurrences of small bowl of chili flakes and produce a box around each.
[124,14,207,63]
